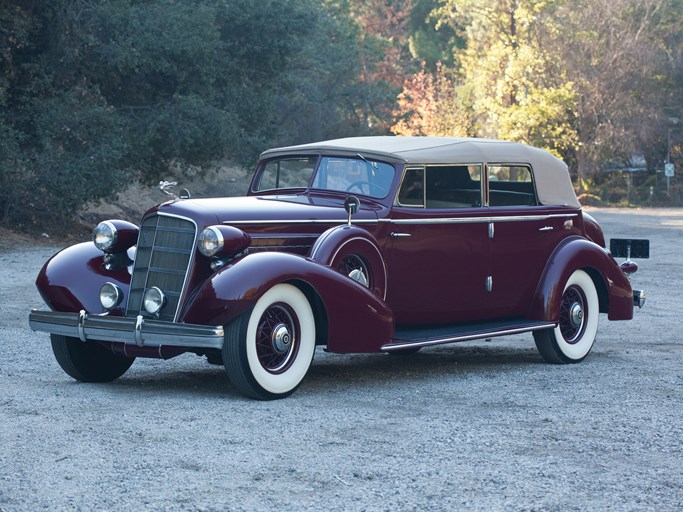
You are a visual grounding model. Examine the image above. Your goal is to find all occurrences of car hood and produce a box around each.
[152,194,380,229]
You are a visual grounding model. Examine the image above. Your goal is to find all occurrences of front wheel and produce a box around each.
[223,283,316,400]
[534,269,599,364]
[51,334,135,382]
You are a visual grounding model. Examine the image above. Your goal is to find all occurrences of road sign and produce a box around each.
[664,163,675,177]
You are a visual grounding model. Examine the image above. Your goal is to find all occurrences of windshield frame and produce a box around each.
[251,154,397,200]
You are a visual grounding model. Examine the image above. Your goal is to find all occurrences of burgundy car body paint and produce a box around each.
[29,137,648,398]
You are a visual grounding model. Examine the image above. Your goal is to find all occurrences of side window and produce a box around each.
[397,168,425,207]
[425,165,482,208]
[488,165,537,206]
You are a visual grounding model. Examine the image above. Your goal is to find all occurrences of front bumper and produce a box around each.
[29,310,224,349]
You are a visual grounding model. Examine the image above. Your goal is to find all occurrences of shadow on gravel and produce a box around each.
[97,365,240,398]
[78,343,601,398]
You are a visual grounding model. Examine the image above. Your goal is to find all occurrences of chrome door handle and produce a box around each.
[390,232,412,238]
[539,226,554,231]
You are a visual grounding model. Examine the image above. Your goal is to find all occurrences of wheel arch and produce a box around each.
[529,237,633,323]
[582,266,609,315]
[182,251,393,353]
[286,278,329,347]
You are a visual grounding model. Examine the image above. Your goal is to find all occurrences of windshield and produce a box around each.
[253,155,395,199]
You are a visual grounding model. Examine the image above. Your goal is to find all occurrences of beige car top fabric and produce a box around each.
[260,136,582,208]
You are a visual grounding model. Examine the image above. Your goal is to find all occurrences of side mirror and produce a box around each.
[344,195,360,226]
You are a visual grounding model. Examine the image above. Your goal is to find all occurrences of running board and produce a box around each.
[382,320,556,352]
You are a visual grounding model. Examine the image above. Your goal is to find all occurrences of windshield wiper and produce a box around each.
[357,152,378,171]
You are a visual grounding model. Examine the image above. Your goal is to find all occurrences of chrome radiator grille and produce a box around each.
[126,214,196,322]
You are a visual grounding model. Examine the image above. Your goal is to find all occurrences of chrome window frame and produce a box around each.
[395,163,485,209]
[395,165,426,207]
[485,162,539,207]
[252,156,320,194]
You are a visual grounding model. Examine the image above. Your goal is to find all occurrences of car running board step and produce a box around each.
[382,320,556,352]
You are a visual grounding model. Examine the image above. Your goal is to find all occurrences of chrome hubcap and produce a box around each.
[272,323,292,353]
[570,303,584,327]
[348,268,368,287]
[339,254,370,289]
[257,303,299,374]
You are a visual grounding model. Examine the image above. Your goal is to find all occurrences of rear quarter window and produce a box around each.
[487,165,537,206]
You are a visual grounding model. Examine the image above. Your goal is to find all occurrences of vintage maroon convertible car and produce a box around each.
[30,137,648,399]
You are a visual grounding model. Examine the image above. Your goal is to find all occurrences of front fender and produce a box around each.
[529,237,633,322]
[181,251,394,353]
[35,242,132,315]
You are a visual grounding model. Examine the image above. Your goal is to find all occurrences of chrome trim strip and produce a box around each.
[385,213,578,225]
[223,213,576,226]
[249,234,320,240]
[382,322,556,351]
[224,219,379,225]
[247,245,313,253]
[29,310,225,350]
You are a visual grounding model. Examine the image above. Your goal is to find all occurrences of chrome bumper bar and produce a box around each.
[29,310,224,350]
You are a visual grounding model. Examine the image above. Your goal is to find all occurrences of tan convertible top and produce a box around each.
[261,136,580,208]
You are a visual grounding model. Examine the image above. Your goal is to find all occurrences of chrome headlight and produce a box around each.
[93,221,117,252]
[99,282,123,310]
[198,227,224,257]
[143,286,166,315]
[93,220,139,254]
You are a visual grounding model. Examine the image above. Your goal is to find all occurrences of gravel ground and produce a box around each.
[1,208,681,511]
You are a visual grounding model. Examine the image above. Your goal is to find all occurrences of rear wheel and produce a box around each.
[51,334,135,382]
[223,284,316,400]
[534,269,599,364]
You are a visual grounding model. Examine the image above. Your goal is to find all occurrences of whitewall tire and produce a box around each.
[223,283,316,399]
[534,269,599,364]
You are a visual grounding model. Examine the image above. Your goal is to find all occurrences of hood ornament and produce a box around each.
[159,180,191,200]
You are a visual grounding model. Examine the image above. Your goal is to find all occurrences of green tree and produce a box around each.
[434,0,579,157]
[0,0,358,229]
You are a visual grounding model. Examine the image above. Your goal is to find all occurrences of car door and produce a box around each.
[485,164,581,317]
[385,164,491,325]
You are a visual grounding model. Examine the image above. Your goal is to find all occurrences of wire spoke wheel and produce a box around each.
[533,269,599,364]
[338,254,370,288]
[223,284,316,400]
[558,285,587,343]
[255,303,300,374]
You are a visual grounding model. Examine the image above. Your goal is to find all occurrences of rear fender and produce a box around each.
[529,237,633,322]
[35,242,132,315]
[181,252,394,353]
